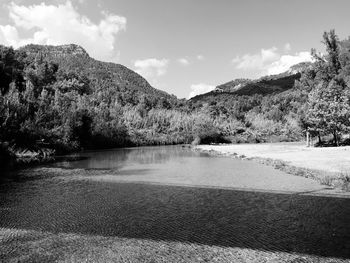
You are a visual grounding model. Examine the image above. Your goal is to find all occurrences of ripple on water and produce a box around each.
[0,146,350,261]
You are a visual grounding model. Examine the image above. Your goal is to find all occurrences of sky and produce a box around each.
[1,0,350,99]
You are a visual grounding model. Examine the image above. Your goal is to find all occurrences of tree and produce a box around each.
[0,46,26,95]
[307,81,350,145]
[305,30,350,145]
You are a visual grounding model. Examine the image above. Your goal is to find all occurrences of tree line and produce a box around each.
[1,30,350,160]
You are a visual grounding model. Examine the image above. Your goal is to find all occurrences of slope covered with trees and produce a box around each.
[192,62,311,100]
[0,44,194,156]
[1,43,237,161]
[1,30,350,161]
[189,31,350,146]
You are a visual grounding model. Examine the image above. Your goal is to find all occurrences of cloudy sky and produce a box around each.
[1,0,350,98]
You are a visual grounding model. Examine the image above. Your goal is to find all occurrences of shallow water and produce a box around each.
[0,146,350,261]
[47,146,329,192]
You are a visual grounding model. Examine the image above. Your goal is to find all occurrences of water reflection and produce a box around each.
[52,146,204,170]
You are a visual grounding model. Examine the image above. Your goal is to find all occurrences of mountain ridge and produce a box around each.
[21,44,89,58]
[191,62,312,102]
[19,43,176,102]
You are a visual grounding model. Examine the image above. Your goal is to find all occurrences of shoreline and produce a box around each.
[0,144,191,173]
[194,143,350,191]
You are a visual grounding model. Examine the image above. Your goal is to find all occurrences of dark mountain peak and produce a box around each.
[20,44,89,58]
[191,62,313,101]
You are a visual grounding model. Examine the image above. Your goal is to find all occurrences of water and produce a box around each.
[0,146,350,261]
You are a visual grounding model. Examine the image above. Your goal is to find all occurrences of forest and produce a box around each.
[1,30,350,161]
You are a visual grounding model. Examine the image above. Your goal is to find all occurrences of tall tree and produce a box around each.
[305,30,350,145]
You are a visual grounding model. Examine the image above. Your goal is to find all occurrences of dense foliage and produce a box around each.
[190,30,350,145]
[0,45,230,155]
[1,30,350,159]
[303,30,350,145]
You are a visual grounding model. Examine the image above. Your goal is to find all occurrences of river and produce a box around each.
[0,146,349,262]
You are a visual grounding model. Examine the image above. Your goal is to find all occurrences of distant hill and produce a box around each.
[20,44,176,103]
[191,62,312,102]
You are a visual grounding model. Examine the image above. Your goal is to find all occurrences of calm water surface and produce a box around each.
[0,146,350,260]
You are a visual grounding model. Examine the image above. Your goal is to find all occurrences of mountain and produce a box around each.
[1,43,188,153]
[190,62,312,102]
[19,44,176,103]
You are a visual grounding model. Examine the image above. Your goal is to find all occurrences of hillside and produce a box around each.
[20,44,176,103]
[1,30,348,157]
[191,62,312,102]
[1,43,194,155]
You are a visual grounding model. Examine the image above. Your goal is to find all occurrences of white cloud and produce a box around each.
[267,51,312,75]
[0,1,126,61]
[177,57,190,66]
[134,58,169,86]
[0,24,20,47]
[261,47,279,62]
[232,45,312,77]
[232,47,279,71]
[197,55,204,60]
[188,83,215,99]
[284,43,291,52]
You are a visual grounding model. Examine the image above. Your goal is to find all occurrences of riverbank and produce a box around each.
[195,142,350,191]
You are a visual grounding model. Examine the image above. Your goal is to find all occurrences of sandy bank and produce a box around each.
[196,142,350,174]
